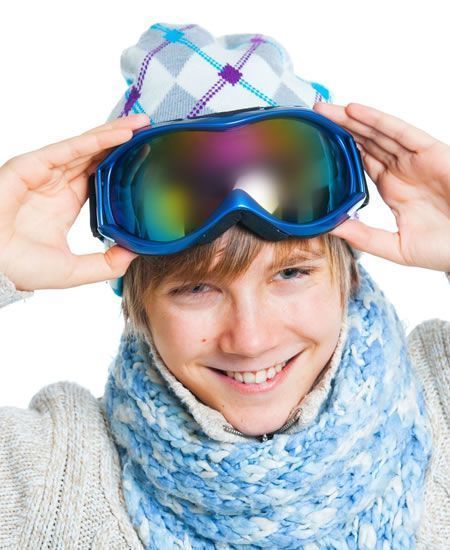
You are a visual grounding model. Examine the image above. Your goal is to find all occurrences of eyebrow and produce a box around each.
[269,250,325,270]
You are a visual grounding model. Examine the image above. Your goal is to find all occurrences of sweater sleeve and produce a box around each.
[0,272,34,308]
[0,277,39,546]
[407,318,450,547]
[0,382,145,549]
[0,401,52,548]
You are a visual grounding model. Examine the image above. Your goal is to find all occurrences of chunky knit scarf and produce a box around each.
[102,263,432,549]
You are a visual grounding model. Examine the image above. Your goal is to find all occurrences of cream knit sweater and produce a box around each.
[0,271,449,549]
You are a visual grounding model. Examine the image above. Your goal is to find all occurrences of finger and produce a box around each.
[65,139,136,208]
[61,115,150,173]
[37,148,113,211]
[81,113,150,136]
[4,128,137,195]
[24,113,149,182]
[314,102,408,157]
[35,128,136,171]
[352,131,394,170]
[64,125,135,179]
[65,169,93,208]
[353,133,421,209]
[62,149,107,182]
[355,144,387,183]
[345,103,436,153]
[67,245,138,288]
[329,219,405,265]
[65,141,119,189]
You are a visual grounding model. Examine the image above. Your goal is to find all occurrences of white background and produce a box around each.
[0,1,449,407]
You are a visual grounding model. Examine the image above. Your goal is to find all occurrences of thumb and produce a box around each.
[68,245,139,288]
[329,219,403,264]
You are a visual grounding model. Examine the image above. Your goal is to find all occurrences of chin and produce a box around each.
[224,406,294,437]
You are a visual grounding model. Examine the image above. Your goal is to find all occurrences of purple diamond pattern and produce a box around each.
[218,63,243,85]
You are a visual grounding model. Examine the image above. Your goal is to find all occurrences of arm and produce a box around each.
[0,385,53,547]
[407,319,450,544]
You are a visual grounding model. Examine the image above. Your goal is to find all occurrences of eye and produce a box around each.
[171,283,212,296]
[169,266,315,297]
[275,267,314,281]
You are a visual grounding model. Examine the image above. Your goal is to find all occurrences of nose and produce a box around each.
[218,293,279,359]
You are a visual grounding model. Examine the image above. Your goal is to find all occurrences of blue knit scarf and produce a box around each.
[102,263,432,549]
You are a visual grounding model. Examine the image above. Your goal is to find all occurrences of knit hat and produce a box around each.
[104,21,362,270]
[106,21,334,123]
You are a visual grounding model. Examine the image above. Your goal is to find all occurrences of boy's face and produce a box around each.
[144,238,344,437]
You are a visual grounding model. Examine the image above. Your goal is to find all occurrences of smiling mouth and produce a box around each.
[209,351,302,387]
[224,360,288,384]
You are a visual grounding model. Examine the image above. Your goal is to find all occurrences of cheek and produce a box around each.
[283,279,342,343]
[147,304,218,372]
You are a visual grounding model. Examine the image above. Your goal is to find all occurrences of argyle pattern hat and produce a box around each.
[105,21,334,124]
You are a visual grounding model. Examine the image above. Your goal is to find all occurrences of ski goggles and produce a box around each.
[89,105,369,296]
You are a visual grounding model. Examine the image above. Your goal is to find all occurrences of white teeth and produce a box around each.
[243,372,255,384]
[266,366,276,379]
[225,360,288,384]
[255,370,267,383]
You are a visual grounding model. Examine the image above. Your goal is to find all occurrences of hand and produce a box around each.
[0,113,150,292]
[313,101,450,272]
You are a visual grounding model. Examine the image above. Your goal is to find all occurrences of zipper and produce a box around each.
[223,407,302,443]
[274,407,302,433]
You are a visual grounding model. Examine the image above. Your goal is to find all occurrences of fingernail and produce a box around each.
[135,113,150,122]
[125,113,149,124]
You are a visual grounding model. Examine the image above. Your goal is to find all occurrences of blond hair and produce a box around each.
[121,226,360,339]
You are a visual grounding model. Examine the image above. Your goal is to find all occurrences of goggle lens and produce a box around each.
[109,117,351,242]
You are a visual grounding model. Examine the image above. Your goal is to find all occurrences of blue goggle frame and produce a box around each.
[89,105,369,297]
